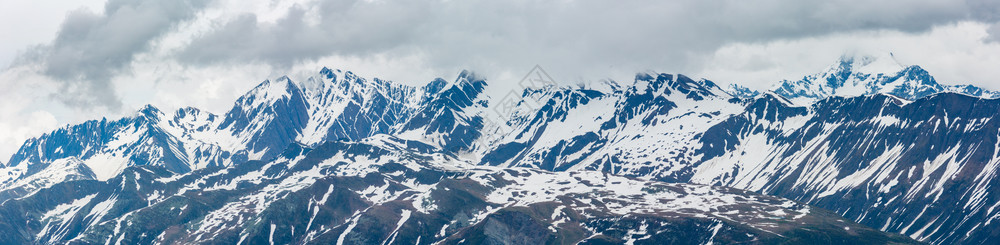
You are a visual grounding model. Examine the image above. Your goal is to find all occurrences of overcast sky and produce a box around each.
[1,0,1000,160]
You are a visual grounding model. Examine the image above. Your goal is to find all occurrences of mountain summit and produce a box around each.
[768,52,998,104]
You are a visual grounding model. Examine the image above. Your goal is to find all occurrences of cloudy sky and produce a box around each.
[1,0,1000,160]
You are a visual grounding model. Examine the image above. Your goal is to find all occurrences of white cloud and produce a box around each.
[0,111,58,163]
[696,21,1000,91]
[0,0,106,68]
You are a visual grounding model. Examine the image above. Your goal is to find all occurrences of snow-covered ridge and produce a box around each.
[0,68,448,184]
[0,67,742,197]
[762,52,1000,105]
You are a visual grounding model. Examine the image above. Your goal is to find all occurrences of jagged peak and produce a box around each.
[671,74,702,91]
[590,79,623,93]
[137,104,160,113]
[829,51,905,75]
[454,70,487,87]
[879,93,913,106]
[631,72,671,92]
[456,69,477,80]
[697,78,719,89]
[441,70,487,97]
[236,76,303,108]
[896,65,933,79]
[423,78,449,95]
[768,52,964,103]
[135,104,165,121]
[410,71,490,116]
[633,72,656,82]
[726,84,761,99]
[249,77,295,94]
[306,67,415,97]
[944,84,1000,99]
[758,91,795,107]
[174,106,203,115]
[883,65,941,88]
[172,106,217,122]
[632,72,728,100]
[319,66,336,78]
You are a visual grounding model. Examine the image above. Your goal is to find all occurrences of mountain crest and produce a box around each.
[772,52,999,103]
[135,104,165,122]
[830,52,904,76]
[726,84,761,99]
[632,72,726,100]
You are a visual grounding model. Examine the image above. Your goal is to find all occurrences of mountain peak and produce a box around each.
[448,70,488,94]
[423,78,449,96]
[726,84,761,99]
[319,67,336,79]
[631,72,728,101]
[455,70,485,85]
[236,76,303,109]
[760,90,795,106]
[172,106,217,123]
[135,104,164,120]
[831,51,904,75]
[770,52,999,103]
[138,104,159,113]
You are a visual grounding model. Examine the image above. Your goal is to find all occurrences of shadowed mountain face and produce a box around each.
[693,93,1000,244]
[0,56,996,244]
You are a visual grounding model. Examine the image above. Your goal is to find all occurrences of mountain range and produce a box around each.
[1,53,998,244]
[771,52,1000,104]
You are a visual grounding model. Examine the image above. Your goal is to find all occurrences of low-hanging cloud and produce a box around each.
[17,0,209,109]
[175,0,998,81]
[4,0,999,112]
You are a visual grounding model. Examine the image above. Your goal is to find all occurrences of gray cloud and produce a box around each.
[968,0,1000,22]
[175,0,999,81]
[988,22,1000,42]
[179,1,429,68]
[19,0,209,109]
[10,0,1000,112]
[968,0,1000,42]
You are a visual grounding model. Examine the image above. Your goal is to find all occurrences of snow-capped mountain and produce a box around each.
[0,139,915,244]
[0,68,442,199]
[726,84,761,99]
[395,71,489,152]
[1,105,233,200]
[474,73,746,182]
[771,52,1000,104]
[691,92,1000,244]
[0,57,997,244]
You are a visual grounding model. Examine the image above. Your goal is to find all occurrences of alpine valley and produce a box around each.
[1,53,998,244]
